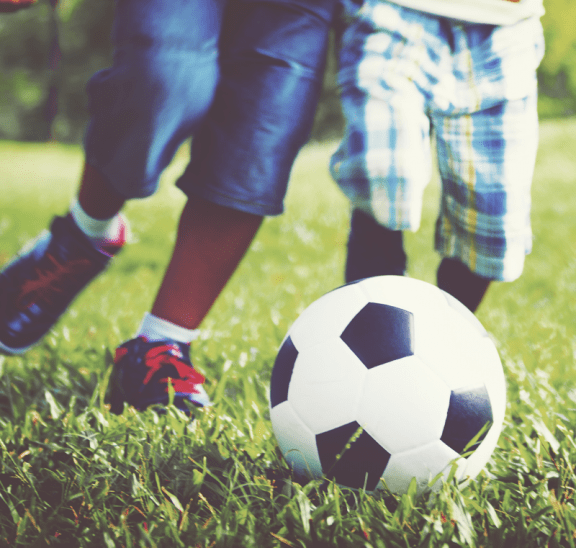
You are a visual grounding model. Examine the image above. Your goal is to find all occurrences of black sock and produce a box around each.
[436,257,491,313]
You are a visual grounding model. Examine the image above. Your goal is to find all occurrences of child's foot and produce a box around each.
[109,337,211,415]
[0,214,126,354]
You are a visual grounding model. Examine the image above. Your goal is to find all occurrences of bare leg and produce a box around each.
[345,209,407,283]
[77,163,126,220]
[151,197,263,329]
[436,257,491,313]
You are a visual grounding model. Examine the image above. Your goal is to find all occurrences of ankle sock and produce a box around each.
[70,199,124,248]
[136,313,200,344]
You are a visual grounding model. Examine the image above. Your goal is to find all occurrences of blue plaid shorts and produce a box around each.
[330,0,545,281]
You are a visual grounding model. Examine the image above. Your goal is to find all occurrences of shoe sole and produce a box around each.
[0,338,37,355]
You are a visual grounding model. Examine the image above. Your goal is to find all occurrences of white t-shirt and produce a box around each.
[387,0,544,25]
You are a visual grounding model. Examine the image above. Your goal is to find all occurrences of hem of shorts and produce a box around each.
[178,184,283,217]
[435,220,532,282]
[84,154,159,200]
[435,243,529,283]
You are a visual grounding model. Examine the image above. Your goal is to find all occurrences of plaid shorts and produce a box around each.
[330,0,545,281]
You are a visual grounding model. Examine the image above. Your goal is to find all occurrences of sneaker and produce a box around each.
[109,337,212,415]
[0,214,125,355]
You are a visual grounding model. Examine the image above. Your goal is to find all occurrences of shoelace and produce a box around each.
[142,343,205,395]
[17,253,93,308]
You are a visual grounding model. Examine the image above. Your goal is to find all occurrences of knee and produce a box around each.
[87,50,219,132]
[85,52,219,196]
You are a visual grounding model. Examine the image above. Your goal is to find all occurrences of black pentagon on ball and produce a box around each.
[441,385,493,454]
[316,421,391,491]
[270,336,298,409]
[340,302,414,369]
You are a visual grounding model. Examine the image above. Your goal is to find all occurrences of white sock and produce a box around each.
[70,199,122,243]
[136,313,200,344]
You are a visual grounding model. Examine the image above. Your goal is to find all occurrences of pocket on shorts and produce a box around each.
[221,0,334,75]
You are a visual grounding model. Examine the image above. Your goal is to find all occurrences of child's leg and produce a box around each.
[69,163,127,253]
[136,0,333,333]
[433,19,543,312]
[330,2,434,284]
[160,0,333,328]
[151,198,263,330]
[345,209,406,283]
[77,163,126,220]
[434,98,537,311]
[436,258,490,313]
[0,0,225,355]
[110,0,336,414]
[110,197,262,415]
[433,96,538,311]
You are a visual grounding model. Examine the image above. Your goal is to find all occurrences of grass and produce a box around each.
[0,118,576,547]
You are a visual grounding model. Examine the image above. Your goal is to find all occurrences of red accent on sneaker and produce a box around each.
[0,0,36,12]
[114,346,129,363]
[142,343,205,395]
[98,217,127,257]
[17,253,93,309]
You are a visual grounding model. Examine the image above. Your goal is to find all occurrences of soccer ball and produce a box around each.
[269,276,506,495]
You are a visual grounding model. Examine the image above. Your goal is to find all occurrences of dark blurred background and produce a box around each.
[0,0,573,144]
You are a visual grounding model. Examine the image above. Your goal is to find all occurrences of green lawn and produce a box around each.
[1,118,576,547]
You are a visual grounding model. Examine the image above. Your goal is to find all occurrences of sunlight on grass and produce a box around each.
[1,119,576,546]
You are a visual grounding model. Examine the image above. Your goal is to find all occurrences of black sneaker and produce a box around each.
[0,214,125,354]
[109,337,212,415]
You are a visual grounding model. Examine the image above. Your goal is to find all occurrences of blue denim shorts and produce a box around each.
[85,0,335,216]
[331,0,544,281]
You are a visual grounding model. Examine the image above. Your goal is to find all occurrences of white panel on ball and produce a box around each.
[415,299,487,391]
[383,440,460,495]
[442,290,488,337]
[289,283,368,351]
[289,338,366,434]
[270,401,322,479]
[357,355,451,454]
